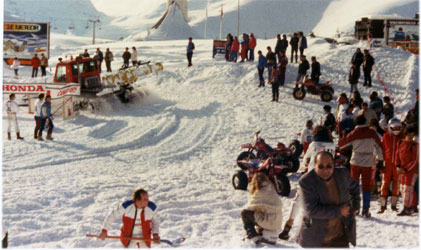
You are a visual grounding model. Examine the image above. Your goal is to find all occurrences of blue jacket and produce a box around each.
[257,55,267,68]
[187,42,195,53]
[300,36,307,49]
[40,101,51,119]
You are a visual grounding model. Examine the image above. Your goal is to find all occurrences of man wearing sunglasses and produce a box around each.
[297,151,360,248]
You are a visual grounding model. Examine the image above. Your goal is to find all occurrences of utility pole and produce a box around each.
[89,19,100,45]
[219,3,223,40]
[237,0,240,37]
[204,0,208,39]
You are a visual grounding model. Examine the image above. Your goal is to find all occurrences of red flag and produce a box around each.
[221,5,223,17]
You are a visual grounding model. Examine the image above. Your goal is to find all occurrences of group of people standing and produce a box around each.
[224,33,257,63]
[82,46,140,72]
[348,48,375,93]
[5,92,54,141]
[9,53,49,78]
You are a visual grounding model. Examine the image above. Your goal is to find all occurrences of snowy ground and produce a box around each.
[2,34,419,248]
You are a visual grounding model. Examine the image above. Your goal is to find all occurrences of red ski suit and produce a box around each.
[380,131,404,196]
[395,140,419,207]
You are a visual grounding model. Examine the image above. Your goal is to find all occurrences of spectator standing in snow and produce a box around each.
[350,91,363,112]
[98,188,160,247]
[266,46,276,83]
[296,55,309,82]
[4,93,24,140]
[257,50,267,87]
[241,173,283,245]
[348,63,360,96]
[38,95,54,141]
[96,48,104,72]
[122,47,131,69]
[395,127,419,216]
[323,105,336,133]
[297,151,360,248]
[83,49,90,58]
[338,115,384,218]
[382,96,394,121]
[351,48,364,70]
[10,57,20,76]
[363,49,375,87]
[31,53,41,78]
[275,34,282,62]
[270,65,280,102]
[186,37,195,67]
[378,118,404,214]
[311,56,321,84]
[230,36,240,62]
[104,48,114,72]
[369,91,384,120]
[298,32,307,58]
[34,93,45,139]
[280,34,288,54]
[240,34,249,63]
[278,50,288,86]
[301,120,314,155]
[290,33,299,63]
[248,33,256,62]
[339,104,355,138]
[225,34,233,61]
[131,47,138,66]
[358,102,378,126]
[40,53,48,77]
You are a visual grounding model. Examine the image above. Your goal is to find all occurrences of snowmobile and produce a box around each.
[236,131,302,173]
[233,155,291,197]
[293,76,334,102]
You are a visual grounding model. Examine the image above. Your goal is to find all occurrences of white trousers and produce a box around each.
[7,114,19,133]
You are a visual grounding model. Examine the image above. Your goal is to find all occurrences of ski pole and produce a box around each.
[86,234,185,247]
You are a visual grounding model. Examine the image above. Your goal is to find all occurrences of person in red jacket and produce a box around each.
[248,33,257,62]
[99,188,160,248]
[378,118,405,213]
[395,127,419,216]
[230,36,240,63]
[31,53,41,78]
[240,34,249,63]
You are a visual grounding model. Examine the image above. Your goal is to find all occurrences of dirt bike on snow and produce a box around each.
[236,131,302,173]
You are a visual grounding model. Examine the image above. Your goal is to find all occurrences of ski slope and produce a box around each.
[2,32,419,247]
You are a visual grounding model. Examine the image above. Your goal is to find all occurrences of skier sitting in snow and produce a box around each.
[241,173,283,245]
[98,188,160,248]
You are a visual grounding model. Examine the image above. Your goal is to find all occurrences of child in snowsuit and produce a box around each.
[241,173,282,245]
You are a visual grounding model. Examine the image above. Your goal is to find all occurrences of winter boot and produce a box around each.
[38,132,44,141]
[391,196,399,211]
[7,132,11,140]
[377,196,387,214]
[46,133,54,140]
[362,207,371,218]
[413,206,418,213]
[278,223,292,240]
[16,133,24,140]
[397,207,412,216]
[34,129,38,139]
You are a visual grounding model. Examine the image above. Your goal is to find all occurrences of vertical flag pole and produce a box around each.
[237,0,240,37]
[204,0,208,39]
[219,4,223,40]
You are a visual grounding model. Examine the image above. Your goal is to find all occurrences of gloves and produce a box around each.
[376,160,384,171]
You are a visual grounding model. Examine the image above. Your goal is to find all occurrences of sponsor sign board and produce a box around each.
[213,40,226,58]
[3,22,50,60]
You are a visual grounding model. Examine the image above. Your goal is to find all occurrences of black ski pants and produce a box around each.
[187,52,193,67]
[364,69,372,85]
[241,209,258,239]
[258,67,265,86]
[272,82,280,101]
[32,67,38,77]
[41,66,47,76]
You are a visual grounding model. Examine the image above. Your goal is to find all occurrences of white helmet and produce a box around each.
[388,117,401,135]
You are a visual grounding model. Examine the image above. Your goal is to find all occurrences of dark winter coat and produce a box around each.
[348,66,360,84]
[363,54,375,71]
[298,59,310,74]
[298,168,360,248]
[97,51,104,62]
[266,51,276,65]
[300,36,307,49]
[275,39,282,54]
[122,51,131,61]
[280,39,288,52]
[324,113,336,133]
[351,52,364,67]
[290,37,299,50]
[369,98,383,115]
[278,55,288,72]
[311,61,321,79]
[104,51,113,62]
[383,103,394,118]
[257,55,267,69]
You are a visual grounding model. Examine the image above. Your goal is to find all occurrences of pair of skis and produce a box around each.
[86,234,185,247]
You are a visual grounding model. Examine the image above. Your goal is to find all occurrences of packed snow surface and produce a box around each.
[2,31,419,247]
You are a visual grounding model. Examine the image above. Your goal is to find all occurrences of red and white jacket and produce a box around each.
[102,200,159,248]
[381,131,404,166]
